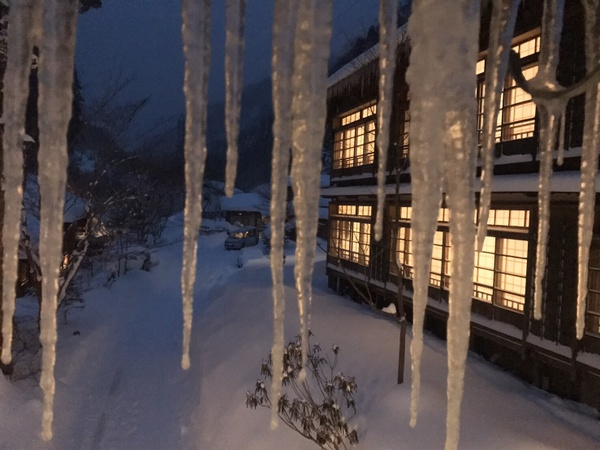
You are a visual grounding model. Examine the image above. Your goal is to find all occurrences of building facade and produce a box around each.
[323,1,600,411]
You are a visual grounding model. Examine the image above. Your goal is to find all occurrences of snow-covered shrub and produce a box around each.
[246,333,359,449]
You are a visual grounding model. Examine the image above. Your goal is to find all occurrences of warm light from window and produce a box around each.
[476,59,485,75]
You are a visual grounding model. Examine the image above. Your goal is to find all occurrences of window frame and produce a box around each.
[476,32,541,145]
[328,203,373,267]
[389,204,531,314]
[332,102,377,170]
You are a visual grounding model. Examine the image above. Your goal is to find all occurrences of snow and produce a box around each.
[326,24,407,89]
[1,219,599,449]
[219,192,265,213]
[322,167,600,197]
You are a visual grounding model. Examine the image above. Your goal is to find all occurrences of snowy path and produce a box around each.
[0,225,599,449]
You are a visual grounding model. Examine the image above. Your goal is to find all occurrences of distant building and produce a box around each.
[323,1,600,412]
[220,193,265,230]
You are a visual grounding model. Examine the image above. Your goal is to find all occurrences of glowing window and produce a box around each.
[334,103,377,169]
[332,204,372,217]
[476,59,485,75]
[587,242,600,336]
[486,209,530,229]
[512,35,541,58]
[328,218,371,266]
[476,34,539,144]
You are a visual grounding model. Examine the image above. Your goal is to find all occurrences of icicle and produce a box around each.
[181,0,211,370]
[405,0,444,428]
[476,0,519,251]
[36,0,79,441]
[406,2,480,448]
[576,0,600,339]
[1,0,43,365]
[374,0,397,241]
[530,0,565,320]
[269,0,298,430]
[224,0,246,197]
[533,110,559,320]
[290,0,332,378]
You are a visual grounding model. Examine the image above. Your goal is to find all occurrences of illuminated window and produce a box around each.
[495,238,528,311]
[476,34,539,144]
[389,202,530,312]
[391,226,413,278]
[486,209,530,229]
[473,236,496,303]
[512,35,541,58]
[587,241,600,336]
[333,204,372,217]
[333,103,377,169]
[472,236,528,311]
[328,204,372,266]
[499,65,538,141]
[476,59,485,75]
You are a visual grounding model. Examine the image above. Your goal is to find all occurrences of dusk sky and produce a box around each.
[75,0,382,137]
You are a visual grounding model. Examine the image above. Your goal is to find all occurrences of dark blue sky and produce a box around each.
[75,0,382,137]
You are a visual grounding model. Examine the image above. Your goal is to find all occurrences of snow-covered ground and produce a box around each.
[1,216,599,449]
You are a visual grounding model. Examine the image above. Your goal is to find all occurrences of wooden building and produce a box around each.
[322,1,600,412]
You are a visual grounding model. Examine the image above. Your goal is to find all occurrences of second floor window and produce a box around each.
[477,34,540,144]
[333,103,377,170]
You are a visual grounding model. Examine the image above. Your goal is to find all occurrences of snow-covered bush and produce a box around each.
[246,333,359,449]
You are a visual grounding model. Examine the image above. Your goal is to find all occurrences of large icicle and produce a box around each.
[269,0,298,429]
[405,0,444,426]
[36,0,79,441]
[181,0,211,370]
[1,0,43,365]
[476,0,519,250]
[406,2,480,449]
[290,0,332,376]
[223,0,246,197]
[531,0,565,320]
[374,0,397,241]
[577,0,600,339]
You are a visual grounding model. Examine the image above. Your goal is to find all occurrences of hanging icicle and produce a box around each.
[224,0,246,197]
[36,0,79,441]
[374,0,397,242]
[1,0,43,365]
[577,0,600,339]
[269,0,298,430]
[290,0,333,377]
[405,0,445,429]
[406,2,480,449]
[530,0,566,320]
[476,0,519,251]
[181,0,211,370]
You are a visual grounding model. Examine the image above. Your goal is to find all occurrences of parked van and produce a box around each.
[224,226,259,250]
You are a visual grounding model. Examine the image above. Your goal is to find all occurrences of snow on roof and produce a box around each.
[220,192,266,214]
[327,24,408,89]
[321,171,599,197]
